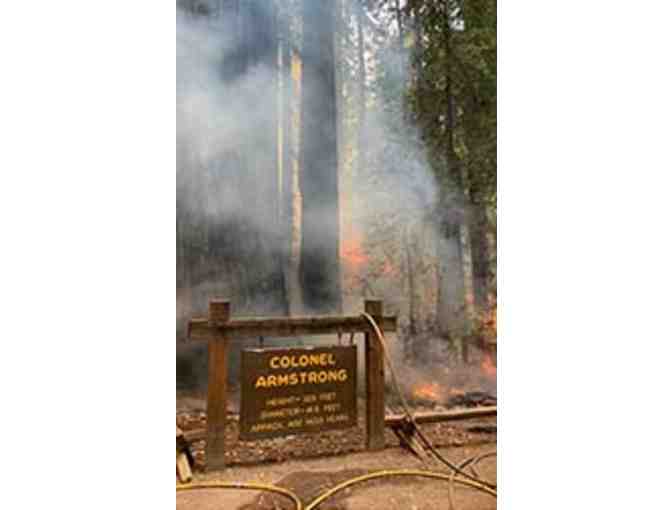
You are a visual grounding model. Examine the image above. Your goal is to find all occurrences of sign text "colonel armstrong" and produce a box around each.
[254,352,349,388]
[239,346,357,440]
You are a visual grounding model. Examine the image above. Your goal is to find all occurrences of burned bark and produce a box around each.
[176,0,289,344]
[299,0,342,314]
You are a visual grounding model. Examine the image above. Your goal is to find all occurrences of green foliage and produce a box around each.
[337,0,497,247]
[391,0,497,218]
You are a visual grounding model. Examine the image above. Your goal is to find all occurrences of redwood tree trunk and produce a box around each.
[444,9,475,361]
[299,0,342,314]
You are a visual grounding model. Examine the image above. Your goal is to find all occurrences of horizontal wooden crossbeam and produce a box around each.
[181,406,497,443]
[188,315,397,340]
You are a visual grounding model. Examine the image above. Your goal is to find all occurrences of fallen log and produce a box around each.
[464,423,497,434]
[384,406,497,427]
[444,391,497,409]
[181,406,497,444]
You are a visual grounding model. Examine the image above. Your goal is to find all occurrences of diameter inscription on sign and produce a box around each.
[239,346,357,440]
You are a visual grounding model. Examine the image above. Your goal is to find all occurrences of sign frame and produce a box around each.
[187,299,395,470]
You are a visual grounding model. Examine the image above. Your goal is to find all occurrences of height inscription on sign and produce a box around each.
[239,346,358,440]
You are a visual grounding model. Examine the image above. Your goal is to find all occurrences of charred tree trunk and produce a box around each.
[177,0,289,318]
[403,224,418,358]
[288,34,305,316]
[278,6,294,316]
[484,205,496,305]
[356,0,367,179]
[219,0,285,315]
[394,0,405,86]
[443,9,475,362]
[299,0,342,314]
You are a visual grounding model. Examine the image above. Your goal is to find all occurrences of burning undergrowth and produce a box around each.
[387,341,497,410]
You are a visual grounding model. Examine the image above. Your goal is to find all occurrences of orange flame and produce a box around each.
[381,259,395,276]
[413,382,441,401]
[341,233,367,271]
[448,388,466,397]
[481,353,497,379]
[478,306,497,339]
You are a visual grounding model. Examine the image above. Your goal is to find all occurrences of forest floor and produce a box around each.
[177,394,497,510]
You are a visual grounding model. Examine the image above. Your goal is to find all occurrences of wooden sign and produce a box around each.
[239,346,357,440]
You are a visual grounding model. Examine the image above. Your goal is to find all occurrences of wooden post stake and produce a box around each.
[364,299,385,450]
[176,426,193,483]
[206,299,230,471]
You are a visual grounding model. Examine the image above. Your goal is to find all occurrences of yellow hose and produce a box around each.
[448,451,497,510]
[304,469,497,510]
[176,481,303,510]
[176,469,495,510]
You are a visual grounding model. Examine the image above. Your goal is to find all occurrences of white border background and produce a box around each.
[0,1,671,508]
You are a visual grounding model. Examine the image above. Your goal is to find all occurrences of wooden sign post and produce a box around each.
[188,298,396,470]
[206,300,230,471]
[364,300,385,450]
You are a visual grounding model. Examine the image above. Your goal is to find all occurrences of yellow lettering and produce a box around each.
[255,376,267,388]
[305,416,324,426]
[269,356,280,369]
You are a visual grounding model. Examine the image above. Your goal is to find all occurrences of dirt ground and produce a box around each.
[177,442,496,510]
[177,382,496,509]
[177,393,495,469]
[177,399,496,510]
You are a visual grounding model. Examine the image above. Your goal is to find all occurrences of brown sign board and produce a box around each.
[239,346,358,440]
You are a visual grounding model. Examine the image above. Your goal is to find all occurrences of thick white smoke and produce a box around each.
[176,1,477,393]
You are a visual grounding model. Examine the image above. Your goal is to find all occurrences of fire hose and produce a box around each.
[177,467,495,510]
[177,314,497,509]
[304,468,496,510]
[176,481,303,509]
[447,451,497,510]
